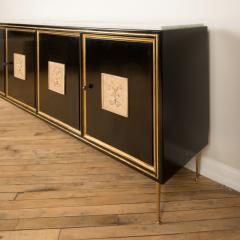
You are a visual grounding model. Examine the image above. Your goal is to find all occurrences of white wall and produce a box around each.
[0,0,240,189]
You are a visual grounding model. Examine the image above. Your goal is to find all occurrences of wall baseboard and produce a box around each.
[185,156,240,192]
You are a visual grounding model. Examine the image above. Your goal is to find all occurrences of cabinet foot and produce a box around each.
[195,153,201,182]
[156,182,161,224]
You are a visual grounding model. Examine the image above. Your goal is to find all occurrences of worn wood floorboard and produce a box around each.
[0,98,239,240]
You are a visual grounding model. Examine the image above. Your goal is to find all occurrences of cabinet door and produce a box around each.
[83,34,158,176]
[7,29,36,111]
[0,28,5,95]
[38,32,80,133]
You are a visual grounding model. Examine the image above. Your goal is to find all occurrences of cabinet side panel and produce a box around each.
[160,27,209,183]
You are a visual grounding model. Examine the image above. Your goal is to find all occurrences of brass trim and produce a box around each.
[39,30,80,37]
[81,29,157,38]
[155,35,159,179]
[82,35,87,136]
[84,33,155,43]
[0,94,37,116]
[5,28,8,96]
[6,27,36,33]
[85,134,155,172]
[6,95,36,112]
[36,30,40,113]
[82,33,158,176]
[0,24,158,37]
[82,139,156,178]
[38,111,81,135]
[0,28,6,96]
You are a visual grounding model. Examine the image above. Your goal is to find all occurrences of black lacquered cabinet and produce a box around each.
[0,23,209,222]
[0,28,5,95]
[6,29,36,111]
[0,23,209,190]
[38,31,80,133]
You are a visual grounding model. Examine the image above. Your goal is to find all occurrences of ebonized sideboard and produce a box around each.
[0,23,209,222]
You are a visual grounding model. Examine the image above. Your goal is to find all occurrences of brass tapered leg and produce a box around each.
[195,153,201,182]
[156,182,161,224]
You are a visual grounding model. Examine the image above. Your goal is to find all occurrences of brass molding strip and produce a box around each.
[38,30,80,37]
[6,27,36,33]
[84,33,155,43]
[81,30,157,38]
[1,95,36,113]
[0,28,6,96]
[36,30,40,113]
[6,95,36,112]
[0,95,37,116]
[82,33,158,176]
[154,35,159,179]
[82,34,87,136]
[5,28,8,96]
[0,24,158,37]
[38,111,81,135]
[85,134,155,172]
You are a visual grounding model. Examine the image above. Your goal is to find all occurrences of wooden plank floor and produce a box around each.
[0,98,240,240]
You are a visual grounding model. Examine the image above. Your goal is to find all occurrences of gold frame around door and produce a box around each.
[5,27,36,112]
[0,27,6,96]
[82,33,159,178]
[37,30,81,135]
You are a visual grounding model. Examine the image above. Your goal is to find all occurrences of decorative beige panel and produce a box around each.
[101,73,128,118]
[14,53,26,80]
[48,61,65,95]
